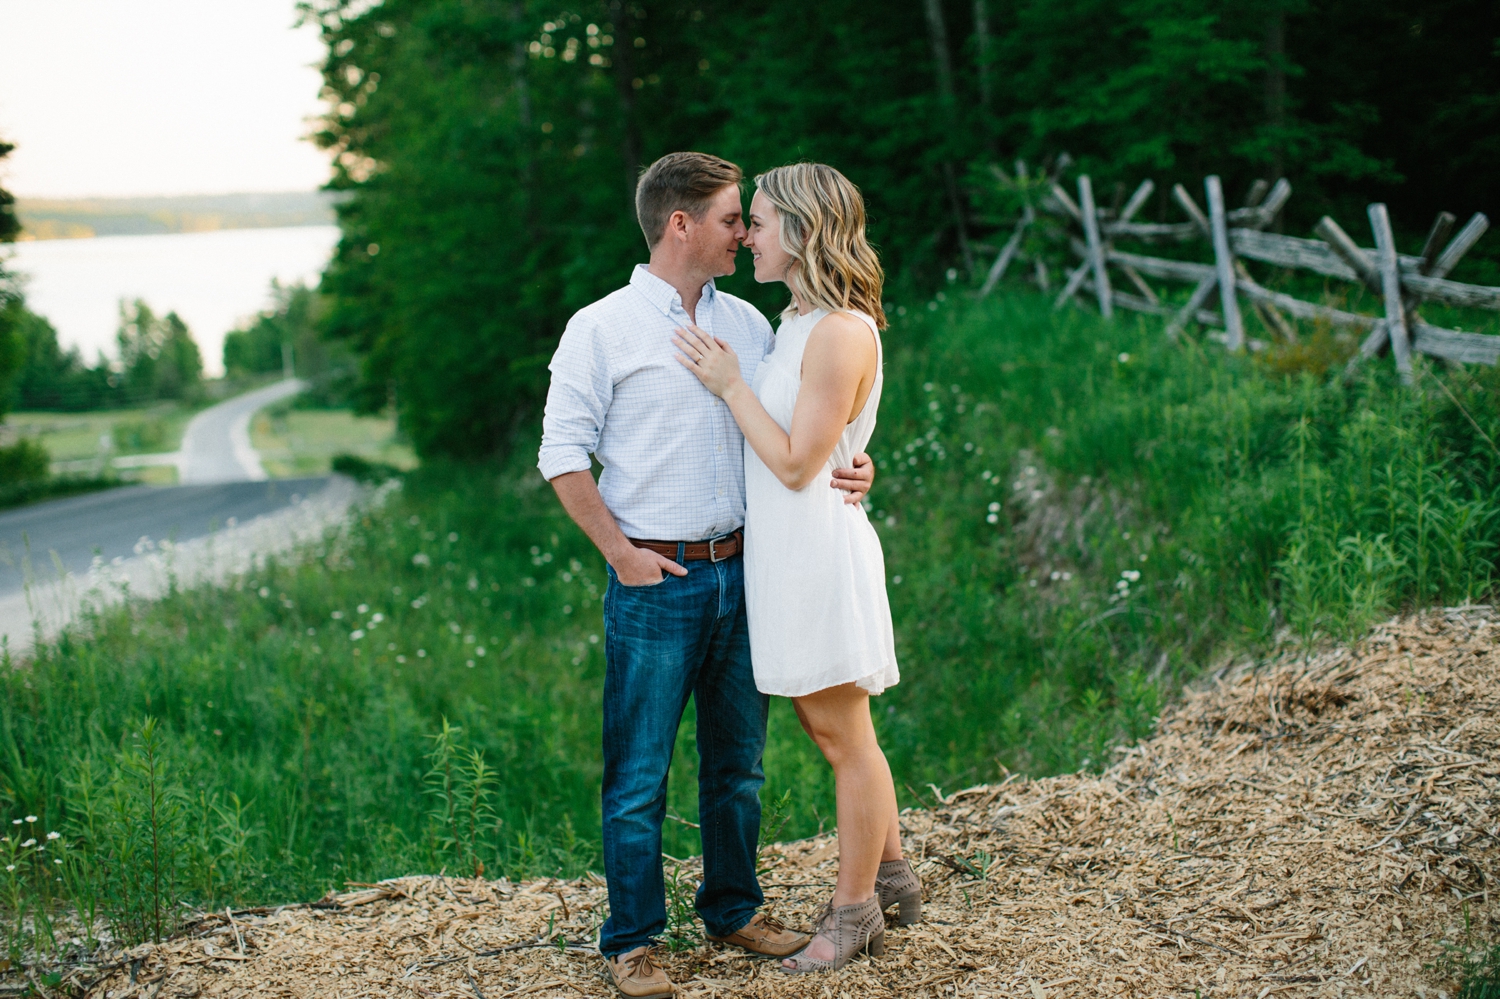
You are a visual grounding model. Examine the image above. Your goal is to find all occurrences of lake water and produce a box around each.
[5,225,341,378]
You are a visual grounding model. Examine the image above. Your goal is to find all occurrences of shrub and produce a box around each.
[0,437,47,484]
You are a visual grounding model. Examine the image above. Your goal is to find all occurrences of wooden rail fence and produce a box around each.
[980,168,1500,383]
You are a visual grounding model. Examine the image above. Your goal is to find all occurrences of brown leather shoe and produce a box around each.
[606,945,675,998]
[706,912,812,958]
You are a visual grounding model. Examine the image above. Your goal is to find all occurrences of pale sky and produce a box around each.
[0,0,332,198]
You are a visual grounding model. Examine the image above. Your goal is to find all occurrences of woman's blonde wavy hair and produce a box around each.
[755,163,887,330]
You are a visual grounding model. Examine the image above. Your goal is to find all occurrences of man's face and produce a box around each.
[685,184,748,278]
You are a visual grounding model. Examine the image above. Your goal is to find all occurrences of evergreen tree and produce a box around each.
[8,308,114,411]
[116,300,204,404]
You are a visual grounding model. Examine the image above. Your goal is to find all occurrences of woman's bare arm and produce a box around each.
[675,313,876,491]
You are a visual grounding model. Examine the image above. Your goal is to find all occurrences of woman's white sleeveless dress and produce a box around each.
[743,307,900,697]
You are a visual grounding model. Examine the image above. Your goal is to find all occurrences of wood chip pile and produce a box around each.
[86,608,1499,998]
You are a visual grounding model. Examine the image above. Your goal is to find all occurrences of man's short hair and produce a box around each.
[635,152,743,249]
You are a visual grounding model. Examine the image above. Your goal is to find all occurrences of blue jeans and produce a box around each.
[598,553,768,958]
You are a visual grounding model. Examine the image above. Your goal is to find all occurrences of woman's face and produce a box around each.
[745,190,794,285]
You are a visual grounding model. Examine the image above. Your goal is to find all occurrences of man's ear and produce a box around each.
[665,209,691,242]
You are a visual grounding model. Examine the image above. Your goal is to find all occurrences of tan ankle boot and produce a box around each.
[606,945,675,998]
[875,858,922,925]
[779,896,885,974]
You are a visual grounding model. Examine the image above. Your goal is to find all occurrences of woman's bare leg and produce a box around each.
[794,693,904,865]
[788,684,902,965]
[882,796,903,862]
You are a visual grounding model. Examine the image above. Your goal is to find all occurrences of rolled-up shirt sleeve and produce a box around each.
[538,315,612,481]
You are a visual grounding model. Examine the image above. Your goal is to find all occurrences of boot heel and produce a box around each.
[864,930,886,957]
[877,859,923,925]
[895,891,922,925]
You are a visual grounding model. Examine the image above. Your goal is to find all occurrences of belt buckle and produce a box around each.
[708,535,725,562]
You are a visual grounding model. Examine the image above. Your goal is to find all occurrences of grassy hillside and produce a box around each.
[1,290,1496,946]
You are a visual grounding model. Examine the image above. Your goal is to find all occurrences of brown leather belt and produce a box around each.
[628,530,743,563]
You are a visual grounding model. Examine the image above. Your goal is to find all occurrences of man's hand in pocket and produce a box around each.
[611,545,689,586]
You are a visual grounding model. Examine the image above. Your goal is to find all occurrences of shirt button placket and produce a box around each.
[702,305,723,533]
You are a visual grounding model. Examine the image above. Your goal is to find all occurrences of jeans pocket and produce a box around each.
[607,565,671,589]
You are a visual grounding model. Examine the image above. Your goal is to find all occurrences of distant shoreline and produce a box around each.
[16,191,342,241]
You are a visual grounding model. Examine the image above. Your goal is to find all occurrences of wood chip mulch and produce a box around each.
[84,607,1499,998]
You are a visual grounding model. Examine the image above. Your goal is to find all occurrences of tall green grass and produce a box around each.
[0,290,1495,954]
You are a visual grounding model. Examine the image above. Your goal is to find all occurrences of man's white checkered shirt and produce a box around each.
[538,264,774,542]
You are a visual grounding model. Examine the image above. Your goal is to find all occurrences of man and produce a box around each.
[538,152,875,998]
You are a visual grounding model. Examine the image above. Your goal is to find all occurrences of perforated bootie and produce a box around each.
[875,857,922,924]
[779,896,885,974]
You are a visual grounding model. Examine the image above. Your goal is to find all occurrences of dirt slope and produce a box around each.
[86,607,1499,998]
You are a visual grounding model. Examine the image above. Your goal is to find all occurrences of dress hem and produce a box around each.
[755,664,900,699]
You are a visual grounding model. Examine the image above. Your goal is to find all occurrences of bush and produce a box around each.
[0,437,48,484]
[0,437,119,511]
[330,453,405,483]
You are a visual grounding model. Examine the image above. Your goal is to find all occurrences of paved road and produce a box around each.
[0,478,332,594]
[180,378,306,482]
[0,380,359,652]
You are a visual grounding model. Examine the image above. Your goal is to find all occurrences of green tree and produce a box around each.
[224,281,357,404]
[9,310,114,411]
[116,300,204,404]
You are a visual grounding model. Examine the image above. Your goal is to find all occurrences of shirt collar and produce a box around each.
[630,263,715,319]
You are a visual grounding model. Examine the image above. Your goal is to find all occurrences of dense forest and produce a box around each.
[301,0,1500,458]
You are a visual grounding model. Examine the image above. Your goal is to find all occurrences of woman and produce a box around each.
[673,163,920,974]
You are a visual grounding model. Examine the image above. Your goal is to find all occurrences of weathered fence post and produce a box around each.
[1164,277,1219,341]
[979,203,1032,298]
[1368,203,1413,383]
[1205,176,1244,351]
[1430,214,1491,280]
[1313,216,1381,291]
[1078,176,1112,319]
[1119,179,1155,224]
[1417,212,1457,274]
